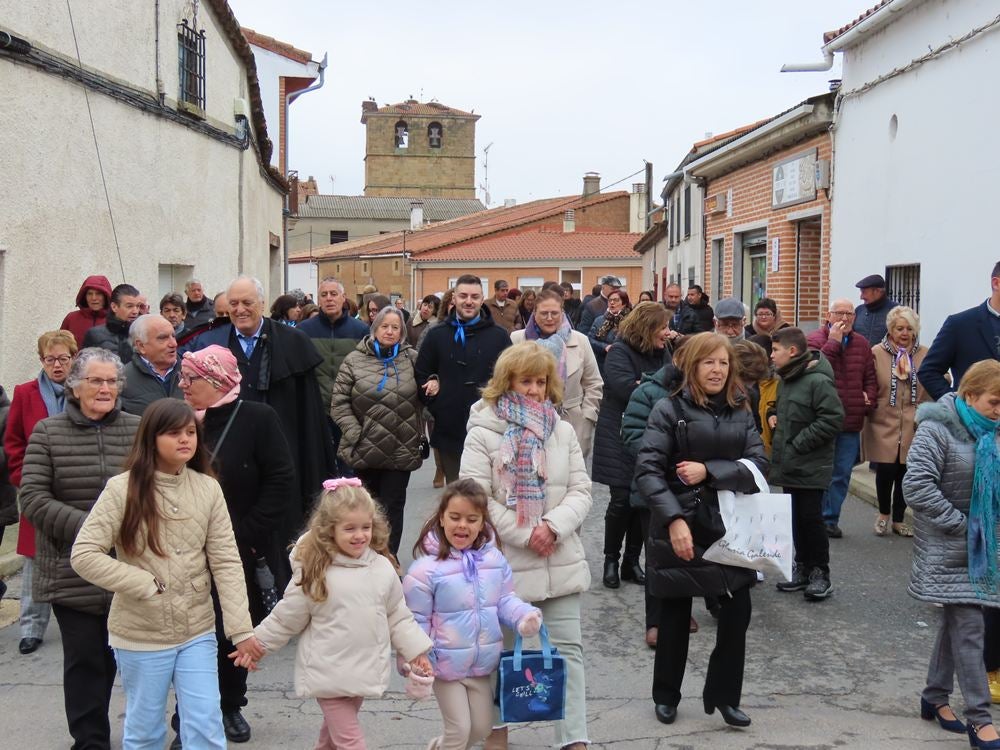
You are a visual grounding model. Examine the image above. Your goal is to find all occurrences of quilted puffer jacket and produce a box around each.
[461,399,593,603]
[635,389,768,599]
[19,399,140,615]
[806,325,877,432]
[331,337,424,471]
[621,364,675,509]
[71,469,253,649]
[903,393,1000,607]
[403,533,538,681]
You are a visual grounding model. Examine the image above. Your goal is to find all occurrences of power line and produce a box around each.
[66,0,126,282]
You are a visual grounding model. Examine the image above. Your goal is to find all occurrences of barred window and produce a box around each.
[178,19,206,112]
[885,263,921,312]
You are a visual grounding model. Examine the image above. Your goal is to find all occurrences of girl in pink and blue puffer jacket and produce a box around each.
[404,479,541,750]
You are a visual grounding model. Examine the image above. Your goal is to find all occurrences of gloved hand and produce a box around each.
[517,611,542,637]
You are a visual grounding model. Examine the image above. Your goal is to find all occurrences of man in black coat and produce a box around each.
[188,276,337,562]
[853,274,899,345]
[415,274,511,483]
[675,285,715,335]
[183,279,216,329]
[121,314,182,416]
[82,283,142,362]
[919,261,1000,399]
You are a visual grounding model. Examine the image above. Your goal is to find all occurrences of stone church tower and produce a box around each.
[361,99,480,198]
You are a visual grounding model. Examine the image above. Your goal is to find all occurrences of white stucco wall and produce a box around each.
[250,45,318,170]
[829,0,999,340]
[662,181,705,290]
[0,2,283,387]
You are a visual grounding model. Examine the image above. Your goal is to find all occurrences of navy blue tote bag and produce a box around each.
[496,624,567,723]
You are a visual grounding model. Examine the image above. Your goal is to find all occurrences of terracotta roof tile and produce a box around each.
[297,195,485,220]
[241,27,314,64]
[413,229,644,263]
[292,191,629,260]
[823,0,892,44]
[692,119,771,149]
[363,99,480,121]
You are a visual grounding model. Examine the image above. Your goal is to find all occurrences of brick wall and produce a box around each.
[703,133,831,327]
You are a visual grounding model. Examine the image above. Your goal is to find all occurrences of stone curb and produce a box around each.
[0,552,24,579]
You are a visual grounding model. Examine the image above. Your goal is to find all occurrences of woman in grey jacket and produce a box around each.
[903,360,1000,748]
[331,307,424,555]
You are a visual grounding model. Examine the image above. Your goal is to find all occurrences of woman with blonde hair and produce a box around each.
[865,305,931,537]
[461,341,592,750]
[592,301,671,589]
[905,359,1000,747]
[636,332,767,728]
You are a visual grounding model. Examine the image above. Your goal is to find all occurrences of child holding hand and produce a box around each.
[232,477,432,750]
[404,479,542,750]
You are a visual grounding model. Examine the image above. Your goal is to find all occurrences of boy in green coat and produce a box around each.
[767,327,844,601]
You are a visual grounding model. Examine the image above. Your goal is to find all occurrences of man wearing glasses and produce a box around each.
[713,298,748,341]
[807,299,878,538]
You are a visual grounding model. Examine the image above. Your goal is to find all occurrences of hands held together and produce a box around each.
[528,523,557,558]
[228,635,266,671]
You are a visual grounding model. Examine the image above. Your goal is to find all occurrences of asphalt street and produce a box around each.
[1,460,964,749]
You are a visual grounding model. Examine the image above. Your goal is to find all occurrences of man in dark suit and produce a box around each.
[919,261,1000,399]
[188,276,336,577]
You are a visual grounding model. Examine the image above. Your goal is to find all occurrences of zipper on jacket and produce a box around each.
[96,425,107,482]
[472,567,482,669]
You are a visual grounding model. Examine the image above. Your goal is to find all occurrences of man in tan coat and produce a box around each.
[485,280,519,334]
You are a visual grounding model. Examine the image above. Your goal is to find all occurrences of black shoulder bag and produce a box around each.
[670,395,725,548]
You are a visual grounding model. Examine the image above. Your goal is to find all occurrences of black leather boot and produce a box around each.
[603,557,621,588]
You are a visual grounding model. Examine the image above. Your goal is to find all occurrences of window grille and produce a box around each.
[177,19,206,111]
[885,263,921,312]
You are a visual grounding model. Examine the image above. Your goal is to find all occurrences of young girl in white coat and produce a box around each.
[231,477,432,750]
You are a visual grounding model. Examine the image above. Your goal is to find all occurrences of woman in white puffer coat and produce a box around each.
[460,341,592,750]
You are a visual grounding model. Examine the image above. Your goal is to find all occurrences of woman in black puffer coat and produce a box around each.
[635,332,767,729]
[592,302,670,589]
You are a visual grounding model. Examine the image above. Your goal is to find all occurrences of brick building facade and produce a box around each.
[688,94,834,331]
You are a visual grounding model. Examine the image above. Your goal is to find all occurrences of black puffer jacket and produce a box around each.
[591,340,669,488]
[82,313,134,363]
[635,382,768,599]
[675,300,715,335]
[20,398,140,615]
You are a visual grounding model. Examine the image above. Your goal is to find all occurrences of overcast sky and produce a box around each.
[229,0,866,205]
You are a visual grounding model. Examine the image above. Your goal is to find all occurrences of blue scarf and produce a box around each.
[450,314,480,346]
[459,546,485,582]
[38,371,66,416]
[955,396,1000,597]
[372,340,400,392]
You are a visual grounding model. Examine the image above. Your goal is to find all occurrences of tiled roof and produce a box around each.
[241,27,314,64]
[823,0,892,44]
[297,195,485,221]
[364,99,479,120]
[291,191,629,260]
[413,229,644,264]
[692,119,771,150]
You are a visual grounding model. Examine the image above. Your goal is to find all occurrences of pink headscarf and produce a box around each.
[181,345,242,418]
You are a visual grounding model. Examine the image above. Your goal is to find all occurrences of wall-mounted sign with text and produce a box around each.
[772,148,817,209]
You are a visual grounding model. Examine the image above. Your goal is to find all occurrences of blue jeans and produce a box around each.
[19,557,52,640]
[822,431,861,525]
[115,633,225,750]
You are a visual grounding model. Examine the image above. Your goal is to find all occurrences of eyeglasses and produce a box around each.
[716,318,744,330]
[178,373,205,386]
[83,377,120,389]
[535,311,562,319]
[754,311,775,319]
[830,311,855,318]
[42,356,72,365]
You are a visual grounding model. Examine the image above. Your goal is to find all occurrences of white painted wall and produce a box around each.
[249,45,319,170]
[0,2,283,386]
[663,181,705,290]
[829,0,999,340]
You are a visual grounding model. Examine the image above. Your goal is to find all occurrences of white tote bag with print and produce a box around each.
[702,459,793,582]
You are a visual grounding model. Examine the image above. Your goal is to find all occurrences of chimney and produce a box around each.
[410,201,424,230]
[582,171,600,197]
[361,100,377,123]
[563,209,576,233]
[289,172,300,214]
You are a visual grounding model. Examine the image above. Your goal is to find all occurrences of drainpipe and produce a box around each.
[780,50,835,73]
[283,52,328,291]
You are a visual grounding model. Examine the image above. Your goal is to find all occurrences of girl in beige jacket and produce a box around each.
[71,400,260,750]
[234,478,433,750]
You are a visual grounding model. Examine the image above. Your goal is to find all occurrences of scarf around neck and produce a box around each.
[595,308,627,341]
[881,336,919,407]
[495,392,558,528]
[450,314,480,346]
[524,314,570,381]
[373,339,401,392]
[955,396,1000,597]
[38,371,66,416]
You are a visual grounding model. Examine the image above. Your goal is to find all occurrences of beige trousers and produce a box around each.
[431,675,494,750]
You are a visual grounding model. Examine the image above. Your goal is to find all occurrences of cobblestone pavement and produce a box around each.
[1,461,959,748]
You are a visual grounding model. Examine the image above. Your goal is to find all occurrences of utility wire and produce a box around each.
[66,0,126,282]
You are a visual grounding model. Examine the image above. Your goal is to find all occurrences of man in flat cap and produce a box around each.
[576,274,622,334]
[853,274,899,345]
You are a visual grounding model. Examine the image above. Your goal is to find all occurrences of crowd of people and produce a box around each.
[0,262,999,749]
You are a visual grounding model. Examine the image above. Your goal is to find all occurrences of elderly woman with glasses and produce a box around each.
[744,297,789,338]
[20,347,140,750]
[512,288,604,458]
[4,331,79,655]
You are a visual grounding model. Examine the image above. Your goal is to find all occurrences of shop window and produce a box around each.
[428,122,442,149]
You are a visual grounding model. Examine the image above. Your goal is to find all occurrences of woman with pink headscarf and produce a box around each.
[172,345,295,745]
